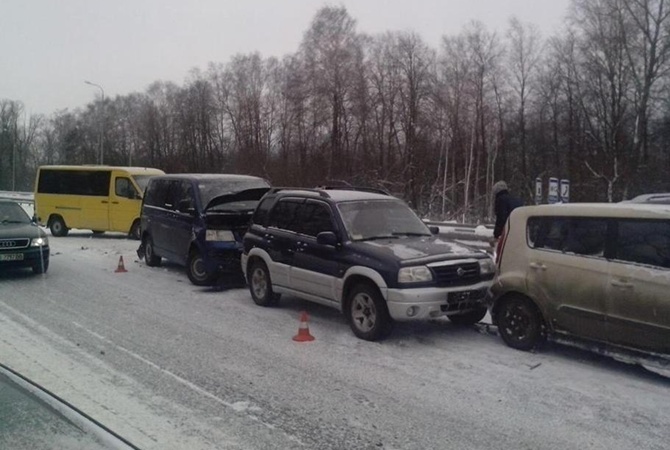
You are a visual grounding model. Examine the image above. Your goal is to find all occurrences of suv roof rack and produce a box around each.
[318,186,390,196]
[265,186,391,199]
[265,187,331,198]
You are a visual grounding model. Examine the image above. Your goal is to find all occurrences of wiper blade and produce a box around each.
[357,235,399,242]
[1,220,26,224]
[392,232,431,237]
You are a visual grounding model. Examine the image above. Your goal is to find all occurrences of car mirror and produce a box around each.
[316,231,338,246]
[429,226,440,235]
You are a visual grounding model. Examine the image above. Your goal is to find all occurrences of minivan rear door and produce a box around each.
[526,216,610,342]
[607,219,670,353]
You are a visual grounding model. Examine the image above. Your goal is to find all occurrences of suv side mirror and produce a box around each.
[316,231,338,246]
[429,226,440,235]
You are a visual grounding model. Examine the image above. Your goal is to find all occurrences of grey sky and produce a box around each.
[1,0,570,116]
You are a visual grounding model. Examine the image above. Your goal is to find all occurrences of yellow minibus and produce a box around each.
[34,165,164,238]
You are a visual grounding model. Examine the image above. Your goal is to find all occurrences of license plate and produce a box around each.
[448,289,486,303]
[0,253,24,261]
[448,291,473,303]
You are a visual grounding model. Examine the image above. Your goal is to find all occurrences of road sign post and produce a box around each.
[548,178,559,204]
[560,179,570,203]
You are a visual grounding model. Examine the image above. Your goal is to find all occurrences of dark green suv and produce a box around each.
[242,187,496,341]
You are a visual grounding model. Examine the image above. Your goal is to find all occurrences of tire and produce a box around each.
[248,260,280,306]
[495,296,545,351]
[128,220,141,240]
[143,235,161,267]
[448,307,487,326]
[32,259,49,274]
[186,250,216,286]
[49,216,69,237]
[346,283,394,341]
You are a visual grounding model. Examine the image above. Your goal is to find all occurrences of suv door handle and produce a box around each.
[611,280,633,289]
[529,262,546,271]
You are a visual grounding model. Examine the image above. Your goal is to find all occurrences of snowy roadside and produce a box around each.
[1,231,670,449]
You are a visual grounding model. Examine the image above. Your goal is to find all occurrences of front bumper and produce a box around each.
[0,246,50,270]
[202,241,243,275]
[386,280,491,321]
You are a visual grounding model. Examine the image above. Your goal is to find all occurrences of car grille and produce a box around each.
[431,262,481,287]
[0,238,30,250]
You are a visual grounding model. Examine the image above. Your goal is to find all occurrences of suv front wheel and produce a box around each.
[248,260,280,306]
[346,283,393,341]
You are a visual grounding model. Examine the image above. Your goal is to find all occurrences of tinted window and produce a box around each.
[528,217,607,257]
[252,197,274,226]
[173,181,195,212]
[615,220,670,268]
[268,199,302,232]
[144,180,167,207]
[38,169,110,196]
[298,202,334,236]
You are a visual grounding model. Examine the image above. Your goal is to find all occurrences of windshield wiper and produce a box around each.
[392,232,431,237]
[1,220,26,224]
[357,235,399,242]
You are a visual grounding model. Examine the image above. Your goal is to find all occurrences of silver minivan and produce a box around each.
[490,203,670,361]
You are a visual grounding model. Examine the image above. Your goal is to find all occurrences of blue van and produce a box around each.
[138,174,270,285]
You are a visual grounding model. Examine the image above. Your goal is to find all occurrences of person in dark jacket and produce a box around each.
[492,181,523,239]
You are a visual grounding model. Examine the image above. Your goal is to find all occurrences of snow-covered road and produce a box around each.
[1,231,669,449]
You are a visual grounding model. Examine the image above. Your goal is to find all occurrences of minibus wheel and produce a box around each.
[49,216,69,237]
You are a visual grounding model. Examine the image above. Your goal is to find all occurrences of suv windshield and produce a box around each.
[0,202,31,224]
[338,199,430,241]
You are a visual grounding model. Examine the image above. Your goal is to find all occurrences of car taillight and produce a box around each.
[495,225,509,267]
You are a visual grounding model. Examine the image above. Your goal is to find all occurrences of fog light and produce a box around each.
[406,306,419,317]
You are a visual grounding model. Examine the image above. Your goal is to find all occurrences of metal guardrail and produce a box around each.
[424,220,495,253]
[0,191,34,203]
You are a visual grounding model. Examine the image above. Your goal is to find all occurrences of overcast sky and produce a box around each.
[1,0,570,116]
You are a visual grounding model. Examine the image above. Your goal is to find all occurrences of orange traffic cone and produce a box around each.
[115,256,128,273]
[292,311,315,342]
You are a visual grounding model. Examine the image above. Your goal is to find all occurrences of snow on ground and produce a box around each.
[1,230,669,449]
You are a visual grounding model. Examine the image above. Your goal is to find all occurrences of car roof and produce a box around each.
[513,202,670,219]
[625,193,670,204]
[39,165,163,174]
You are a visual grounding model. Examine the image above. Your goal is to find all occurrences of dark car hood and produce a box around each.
[353,235,484,265]
[0,223,46,239]
[205,188,271,211]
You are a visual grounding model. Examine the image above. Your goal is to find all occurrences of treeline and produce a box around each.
[2,1,670,221]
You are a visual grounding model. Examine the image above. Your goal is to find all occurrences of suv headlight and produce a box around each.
[31,236,49,247]
[478,258,496,275]
[398,266,433,283]
[205,230,235,242]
